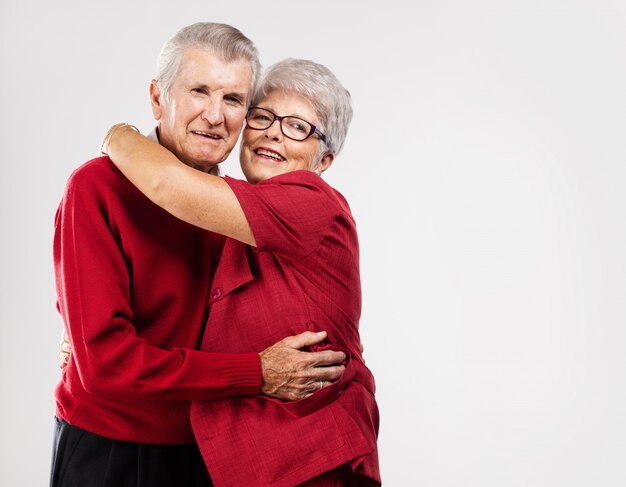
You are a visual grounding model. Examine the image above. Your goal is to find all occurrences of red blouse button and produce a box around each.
[211,287,222,300]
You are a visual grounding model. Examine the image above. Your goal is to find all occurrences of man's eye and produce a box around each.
[191,88,207,95]
[225,96,243,105]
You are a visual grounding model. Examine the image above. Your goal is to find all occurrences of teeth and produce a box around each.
[256,149,285,161]
[192,131,220,139]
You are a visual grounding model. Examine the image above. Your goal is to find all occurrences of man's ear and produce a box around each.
[150,80,163,121]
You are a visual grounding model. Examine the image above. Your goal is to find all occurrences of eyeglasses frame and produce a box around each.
[245,106,327,143]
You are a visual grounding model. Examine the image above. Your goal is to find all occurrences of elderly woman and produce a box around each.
[105,59,380,487]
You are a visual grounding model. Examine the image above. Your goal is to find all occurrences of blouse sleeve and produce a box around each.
[224,171,345,261]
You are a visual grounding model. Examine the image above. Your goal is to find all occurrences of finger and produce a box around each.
[59,351,70,369]
[283,331,327,350]
[61,341,71,353]
[307,365,346,383]
[305,349,346,367]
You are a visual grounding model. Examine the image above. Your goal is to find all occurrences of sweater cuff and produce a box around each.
[226,353,262,396]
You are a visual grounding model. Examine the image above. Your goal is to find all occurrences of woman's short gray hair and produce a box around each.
[156,22,261,103]
[252,58,353,156]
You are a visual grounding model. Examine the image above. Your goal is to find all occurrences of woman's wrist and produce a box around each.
[100,123,139,156]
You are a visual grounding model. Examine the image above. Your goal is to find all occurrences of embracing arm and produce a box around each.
[54,167,261,400]
[59,324,344,401]
[105,124,256,246]
[55,169,344,400]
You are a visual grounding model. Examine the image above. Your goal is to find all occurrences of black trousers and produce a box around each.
[50,418,213,487]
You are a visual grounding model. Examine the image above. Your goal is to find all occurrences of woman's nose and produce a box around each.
[264,118,282,140]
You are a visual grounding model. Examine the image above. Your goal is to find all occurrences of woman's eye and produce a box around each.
[191,88,207,95]
[289,122,307,133]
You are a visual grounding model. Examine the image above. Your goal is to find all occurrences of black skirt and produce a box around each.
[50,418,212,487]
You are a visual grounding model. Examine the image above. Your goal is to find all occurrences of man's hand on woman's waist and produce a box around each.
[259,330,346,401]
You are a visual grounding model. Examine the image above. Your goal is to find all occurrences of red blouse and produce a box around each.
[191,171,380,486]
[53,157,261,445]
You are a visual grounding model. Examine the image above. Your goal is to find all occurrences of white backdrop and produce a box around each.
[1,1,626,485]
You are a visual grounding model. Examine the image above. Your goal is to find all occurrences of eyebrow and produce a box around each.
[188,82,248,100]
[226,91,248,100]
[258,105,310,120]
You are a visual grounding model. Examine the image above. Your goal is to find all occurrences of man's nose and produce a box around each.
[202,97,225,125]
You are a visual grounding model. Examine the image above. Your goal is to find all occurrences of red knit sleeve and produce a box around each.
[54,160,261,400]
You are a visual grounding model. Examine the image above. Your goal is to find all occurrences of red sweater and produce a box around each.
[53,157,261,444]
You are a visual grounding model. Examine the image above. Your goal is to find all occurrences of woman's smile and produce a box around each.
[254,146,286,162]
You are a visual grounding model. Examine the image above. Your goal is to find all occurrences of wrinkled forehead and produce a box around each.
[174,47,254,94]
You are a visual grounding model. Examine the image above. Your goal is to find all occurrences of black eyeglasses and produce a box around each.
[245,107,326,143]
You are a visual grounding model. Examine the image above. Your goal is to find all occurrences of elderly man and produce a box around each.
[50,23,345,487]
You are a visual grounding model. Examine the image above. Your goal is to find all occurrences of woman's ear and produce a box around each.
[150,80,163,121]
[317,152,334,174]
